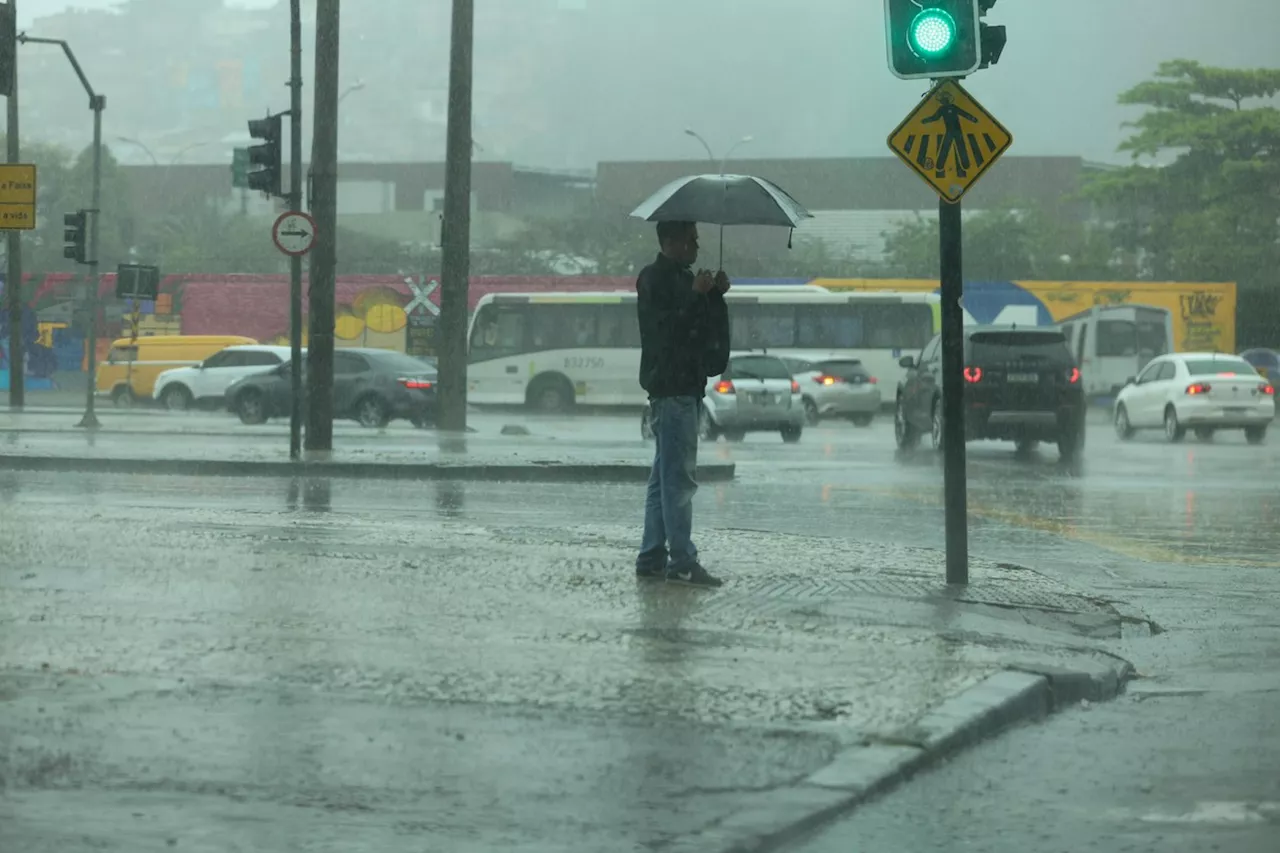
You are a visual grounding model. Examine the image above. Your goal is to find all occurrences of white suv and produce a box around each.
[153,345,297,411]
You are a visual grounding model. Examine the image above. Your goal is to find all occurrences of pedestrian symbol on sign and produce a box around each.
[921,89,979,179]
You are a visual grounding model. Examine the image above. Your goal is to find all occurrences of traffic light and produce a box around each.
[978,0,1007,70]
[231,147,250,190]
[246,113,283,198]
[63,211,88,265]
[0,1,15,98]
[885,0,981,81]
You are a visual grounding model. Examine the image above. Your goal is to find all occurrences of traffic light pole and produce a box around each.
[305,0,338,451]
[19,33,105,429]
[438,0,474,432]
[938,197,968,584]
[5,0,22,410]
[288,0,304,460]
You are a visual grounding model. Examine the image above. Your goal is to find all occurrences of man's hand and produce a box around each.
[693,270,715,294]
[714,270,731,295]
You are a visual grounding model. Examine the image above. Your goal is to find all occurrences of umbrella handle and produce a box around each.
[719,224,725,270]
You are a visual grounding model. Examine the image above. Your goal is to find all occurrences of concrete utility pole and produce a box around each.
[305,0,339,451]
[4,0,22,409]
[438,0,474,431]
[19,32,105,430]
[288,0,304,459]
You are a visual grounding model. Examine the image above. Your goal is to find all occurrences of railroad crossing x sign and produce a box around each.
[887,79,1013,204]
[406,279,440,317]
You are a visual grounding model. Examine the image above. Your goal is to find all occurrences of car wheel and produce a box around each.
[355,395,390,429]
[410,414,434,430]
[1194,426,1215,442]
[640,406,655,441]
[802,397,820,426]
[527,376,574,413]
[723,430,746,443]
[160,385,193,412]
[930,400,944,453]
[781,425,803,443]
[1015,438,1039,454]
[1058,425,1085,460]
[1245,425,1267,445]
[1114,405,1135,440]
[851,413,874,427]
[236,390,268,425]
[111,386,135,408]
[894,396,920,450]
[1164,406,1186,443]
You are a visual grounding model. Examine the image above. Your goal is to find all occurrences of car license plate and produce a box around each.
[1225,407,1247,415]
[1007,372,1038,383]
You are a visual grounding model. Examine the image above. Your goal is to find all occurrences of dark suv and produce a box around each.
[894,327,1086,458]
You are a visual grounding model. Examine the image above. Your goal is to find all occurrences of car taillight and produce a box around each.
[714,380,735,394]
[963,367,983,384]
[1185,383,1211,395]
[815,374,841,386]
[399,377,434,390]
[1067,367,1080,384]
[867,376,878,384]
[1261,383,1275,396]
[790,379,800,393]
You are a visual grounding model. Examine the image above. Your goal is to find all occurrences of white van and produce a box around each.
[1056,305,1174,397]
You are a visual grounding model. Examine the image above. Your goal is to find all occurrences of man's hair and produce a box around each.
[656,220,695,246]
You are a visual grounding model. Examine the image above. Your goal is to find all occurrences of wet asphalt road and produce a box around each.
[2,408,1278,851]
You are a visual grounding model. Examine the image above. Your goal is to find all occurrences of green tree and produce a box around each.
[876,205,1125,281]
[1086,60,1280,346]
[0,138,139,273]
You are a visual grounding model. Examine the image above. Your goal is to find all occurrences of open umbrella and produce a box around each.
[629,173,813,268]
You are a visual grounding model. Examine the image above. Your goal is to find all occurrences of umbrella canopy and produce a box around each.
[629,174,813,227]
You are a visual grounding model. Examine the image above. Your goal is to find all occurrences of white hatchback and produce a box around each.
[153,345,299,411]
[1114,353,1275,444]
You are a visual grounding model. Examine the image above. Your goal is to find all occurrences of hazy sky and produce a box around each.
[16,0,1280,168]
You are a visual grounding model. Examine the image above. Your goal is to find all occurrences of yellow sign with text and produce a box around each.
[888,80,1012,204]
[0,163,37,231]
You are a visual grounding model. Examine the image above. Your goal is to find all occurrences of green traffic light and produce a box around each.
[909,8,957,57]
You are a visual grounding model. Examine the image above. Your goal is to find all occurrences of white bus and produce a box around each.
[466,289,938,411]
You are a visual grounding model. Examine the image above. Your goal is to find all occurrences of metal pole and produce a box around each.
[5,0,21,410]
[77,96,103,429]
[939,197,967,584]
[288,0,304,459]
[305,0,338,451]
[438,0,474,432]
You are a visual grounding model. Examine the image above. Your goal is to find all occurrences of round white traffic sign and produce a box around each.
[272,211,318,257]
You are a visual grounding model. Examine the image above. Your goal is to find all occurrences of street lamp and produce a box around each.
[684,128,754,175]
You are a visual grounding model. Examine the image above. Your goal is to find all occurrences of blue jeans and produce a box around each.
[638,396,700,572]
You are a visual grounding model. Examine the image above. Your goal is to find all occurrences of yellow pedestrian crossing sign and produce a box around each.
[887,80,1012,204]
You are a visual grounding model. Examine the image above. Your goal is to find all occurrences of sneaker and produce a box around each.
[665,563,724,588]
[636,564,666,581]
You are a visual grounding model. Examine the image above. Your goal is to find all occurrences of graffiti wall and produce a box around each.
[13,273,1237,375]
[811,279,1237,353]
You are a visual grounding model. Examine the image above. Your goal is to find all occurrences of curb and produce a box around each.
[665,660,1133,853]
[0,454,736,485]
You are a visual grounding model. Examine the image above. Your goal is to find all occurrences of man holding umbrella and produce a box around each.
[635,221,730,588]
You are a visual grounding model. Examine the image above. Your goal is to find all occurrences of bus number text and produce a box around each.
[564,356,605,370]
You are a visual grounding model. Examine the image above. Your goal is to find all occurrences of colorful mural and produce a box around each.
[11,273,1237,375]
[810,279,1238,354]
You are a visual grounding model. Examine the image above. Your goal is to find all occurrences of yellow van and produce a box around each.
[97,335,257,405]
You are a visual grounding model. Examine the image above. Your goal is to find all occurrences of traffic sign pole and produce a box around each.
[289,0,304,461]
[939,197,969,585]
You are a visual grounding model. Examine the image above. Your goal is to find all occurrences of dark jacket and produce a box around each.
[636,252,731,399]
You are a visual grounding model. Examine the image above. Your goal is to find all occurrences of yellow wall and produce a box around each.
[814,279,1237,353]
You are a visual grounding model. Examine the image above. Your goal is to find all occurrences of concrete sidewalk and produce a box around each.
[0,479,1134,853]
[0,414,734,484]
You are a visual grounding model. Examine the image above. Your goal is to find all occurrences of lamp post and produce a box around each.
[682,129,754,267]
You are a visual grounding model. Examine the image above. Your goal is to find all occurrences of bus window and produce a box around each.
[797,305,862,348]
[599,303,640,349]
[528,305,598,349]
[1097,320,1138,357]
[732,304,796,349]
[862,304,933,349]
[469,306,526,361]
